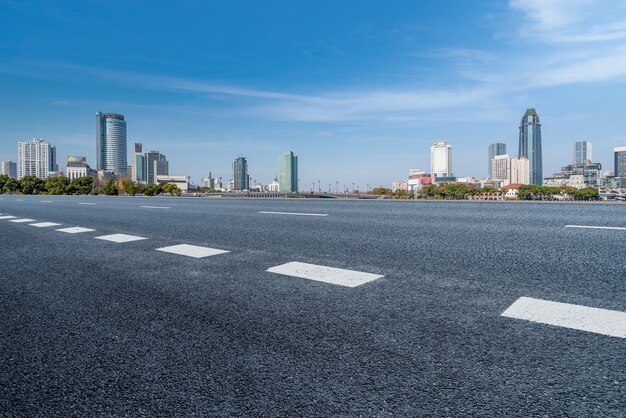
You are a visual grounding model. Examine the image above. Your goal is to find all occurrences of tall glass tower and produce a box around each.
[574,141,592,164]
[278,151,298,193]
[518,108,543,185]
[96,112,127,175]
[233,156,249,190]
[488,143,507,178]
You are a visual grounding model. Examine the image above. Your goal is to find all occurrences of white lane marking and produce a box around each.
[95,233,147,243]
[30,222,61,228]
[0,215,17,220]
[267,262,384,287]
[9,218,35,223]
[56,227,95,234]
[78,202,96,205]
[565,225,626,231]
[16,199,23,201]
[156,244,229,258]
[40,200,52,203]
[140,205,171,209]
[502,297,626,339]
[258,211,328,217]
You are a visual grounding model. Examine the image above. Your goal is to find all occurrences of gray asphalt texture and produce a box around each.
[0,195,625,416]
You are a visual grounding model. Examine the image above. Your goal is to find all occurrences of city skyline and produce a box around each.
[2,2,626,186]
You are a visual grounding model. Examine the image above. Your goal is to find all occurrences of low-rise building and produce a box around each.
[66,156,96,180]
[156,175,188,193]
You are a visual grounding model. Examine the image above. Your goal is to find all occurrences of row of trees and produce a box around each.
[0,175,181,196]
[517,185,598,200]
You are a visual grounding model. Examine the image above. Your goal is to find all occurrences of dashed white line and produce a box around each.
[258,211,328,217]
[140,206,171,209]
[95,233,147,243]
[56,227,95,234]
[40,200,52,203]
[30,222,61,228]
[266,261,384,287]
[0,215,17,220]
[565,225,626,231]
[9,218,35,223]
[502,296,626,339]
[156,244,229,258]
[78,202,96,205]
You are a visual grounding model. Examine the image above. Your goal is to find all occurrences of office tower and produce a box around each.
[50,145,58,172]
[491,154,511,182]
[145,151,168,184]
[96,112,127,174]
[615,146,626,177]
[1,161,17,179]
[574,141,592,164]
[430,141,452,178]
[17,138,54,179]
[233,156,249,190]
[131,143,146,183]
[518,108,543,185]
[488,143,507,178]
[278,151,298,193]
[510,156,530,185]
[491,155,530,185]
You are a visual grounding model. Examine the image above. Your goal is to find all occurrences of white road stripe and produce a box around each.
[30,222,61,228]
[267,262,384,287]
[40,200,52,203]
[156,244,229,258]
[78,202,96,205]
[95,233,147,243]
[56,227,95,234]
[502,296,626,339]
[258,211,328,217]
[0,215,17,220]
[565,225,626,231]
[140,206,171,209]
[9,218,35,223]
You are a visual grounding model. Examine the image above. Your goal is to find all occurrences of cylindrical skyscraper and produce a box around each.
[96,112,127,175]
[518,108,542,185]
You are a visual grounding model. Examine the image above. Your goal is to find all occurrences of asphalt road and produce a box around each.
[0,195,625,416]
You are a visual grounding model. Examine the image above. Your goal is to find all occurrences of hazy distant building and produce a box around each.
[430,141,452,178]
[574,141,592,164]
[66,156,96,180]
[544,161,602,189]
[233,156,249,190]
[96,112,127,174]
[1,161,17,179]
[488,143,507,178]
[268,178,280,192]
[145,151,168,184]
[17,138,55,180]
[518,108,542,185]
[278,151,298,193]
[491,155,530,186]
[614,146,626,177]
[201,171,215,189]
[131,143,146,183]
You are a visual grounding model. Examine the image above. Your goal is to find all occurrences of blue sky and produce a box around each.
[2,0,626,188]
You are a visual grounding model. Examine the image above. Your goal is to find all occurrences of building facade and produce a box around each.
[430,141,452,178]
[233,156,249,190]
[66,156,96,180]
[96,112,127,175]
[614,146,626,177]
[1,160,17,179]
[574,141,592,164]
[278,151,298,193]
[488,143,507,178]
[17,138,55,180]
[491,155,530,186]
[544,161,602,189]
[145,151,168,184]
[131,143,146,183]
[518,108,543,185]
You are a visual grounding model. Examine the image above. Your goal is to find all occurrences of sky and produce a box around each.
[1,0,626,189]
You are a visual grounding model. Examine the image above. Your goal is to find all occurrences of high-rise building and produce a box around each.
[278,151,298,193]
[614,146,626,177]
[430,141,452,178]
[17,138,55,179]
[233,156,249,190]
[491,155,530,185]
[488,143,507,178]
[574,141,592,164]
[145,150,168,184]
[131,143,146,183]
[96,112,127,174]
[1,161,17,179]
[510,156,530,185]
[518,108,543,185]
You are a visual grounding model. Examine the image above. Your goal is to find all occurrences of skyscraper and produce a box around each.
[615,146,626,177]
[430,141,452,178]
[145,150,168,184]
[233,156,249,190]
[518,108,543,185]
[1,161,17,179]
[278,151,298,193]
[17,139,55,179]
[574,141,592,164]
[96,112,127,174]
[488,143,507,178]
[131,143,146,183]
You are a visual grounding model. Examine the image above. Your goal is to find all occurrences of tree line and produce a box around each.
[0,175,182,196]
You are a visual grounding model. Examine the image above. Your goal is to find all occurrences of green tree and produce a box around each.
[103,179,118,196]
[3,177,20,194]
[44,176,70,195]
[124,181,145,196]
[0,174,9,193]
[162,183,181,196]
[72,176,94,195]
[20,176,45,195]
[143,184,162,196]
